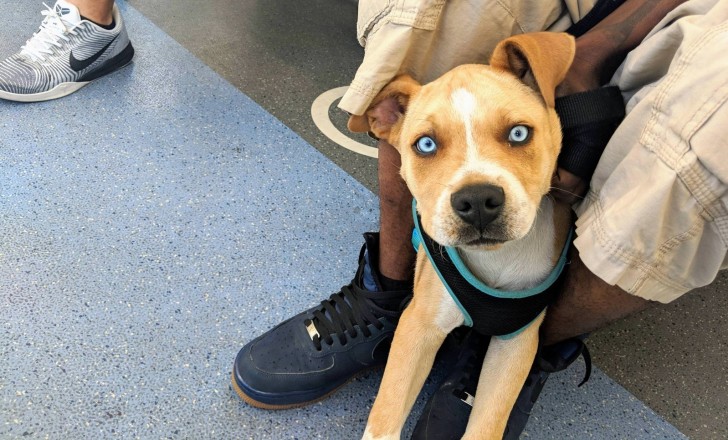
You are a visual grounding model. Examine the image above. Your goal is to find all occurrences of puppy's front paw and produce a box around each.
[362,425,400,440]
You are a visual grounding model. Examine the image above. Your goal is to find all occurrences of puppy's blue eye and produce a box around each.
[415,136,437,155]
[508,125,530,145]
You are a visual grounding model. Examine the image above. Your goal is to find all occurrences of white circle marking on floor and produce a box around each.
[311,86,378,159]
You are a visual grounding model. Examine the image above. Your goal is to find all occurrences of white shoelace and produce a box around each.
[20,3,79,62]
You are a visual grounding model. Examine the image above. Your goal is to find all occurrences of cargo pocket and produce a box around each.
[357,0,446,46]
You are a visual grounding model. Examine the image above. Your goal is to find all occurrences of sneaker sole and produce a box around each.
[0,42,134,103]
[231,366,382,410]
[0,81,91,103]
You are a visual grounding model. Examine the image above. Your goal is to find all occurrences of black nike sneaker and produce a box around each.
[411,332,591,439]
[0,0,134,102]
[411,329,490,440]
[232,233,412,409]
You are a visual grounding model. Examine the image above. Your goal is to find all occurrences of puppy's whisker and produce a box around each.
[436,243,447,260]
[548,187,585,200]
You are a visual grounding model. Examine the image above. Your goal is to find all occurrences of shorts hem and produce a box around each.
[575,193,692,304]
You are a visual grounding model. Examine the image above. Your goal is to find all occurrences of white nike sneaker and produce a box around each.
[0,0,134,102]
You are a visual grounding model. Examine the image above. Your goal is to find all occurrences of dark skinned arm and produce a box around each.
[552,0,688,203]
[543,0,691,344]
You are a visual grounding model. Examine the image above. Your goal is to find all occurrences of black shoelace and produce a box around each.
[536,338,592,387]
[305,283,386,351]
[452,357,480,406]
[452,333,489,406]
[452,335,592,406]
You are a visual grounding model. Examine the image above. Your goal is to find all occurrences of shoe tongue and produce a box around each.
[54,0,82,26]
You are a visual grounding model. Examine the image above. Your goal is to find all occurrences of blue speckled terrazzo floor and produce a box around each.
[0,3,688,439]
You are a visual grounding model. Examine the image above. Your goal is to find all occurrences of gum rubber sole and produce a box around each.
[231,366,383,410]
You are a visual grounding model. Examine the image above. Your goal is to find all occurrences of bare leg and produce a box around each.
[68,0,115,25]
[377,140,416,281]
[541,247,655,346]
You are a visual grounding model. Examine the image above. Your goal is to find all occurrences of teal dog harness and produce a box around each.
[411,200,572,337]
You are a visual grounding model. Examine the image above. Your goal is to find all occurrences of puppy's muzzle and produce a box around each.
[451,184,505,232]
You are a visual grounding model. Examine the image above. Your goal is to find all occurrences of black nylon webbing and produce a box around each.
[566,0,627,37]
[555,86,626,179]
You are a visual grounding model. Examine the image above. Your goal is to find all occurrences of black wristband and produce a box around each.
[555,86,626,180]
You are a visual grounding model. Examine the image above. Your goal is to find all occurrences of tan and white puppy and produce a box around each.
[348,32,576,440]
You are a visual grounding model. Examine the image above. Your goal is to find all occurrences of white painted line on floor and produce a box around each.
[311,86,379,159]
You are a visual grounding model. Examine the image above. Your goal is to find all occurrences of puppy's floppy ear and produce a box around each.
[347,75,421,147]
[489,32,575,108]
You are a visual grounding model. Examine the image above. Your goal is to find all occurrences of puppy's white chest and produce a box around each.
[459,198,557,290]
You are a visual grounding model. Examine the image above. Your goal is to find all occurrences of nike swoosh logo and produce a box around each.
[69,36,117,72]
[370,335,392,363]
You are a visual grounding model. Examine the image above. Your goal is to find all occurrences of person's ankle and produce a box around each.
[81,15,115,29]
[379,272,412,292]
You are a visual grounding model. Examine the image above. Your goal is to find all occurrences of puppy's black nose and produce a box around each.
[451,184,505,230]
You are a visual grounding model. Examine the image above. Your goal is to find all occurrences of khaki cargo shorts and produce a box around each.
[339,0,728,303]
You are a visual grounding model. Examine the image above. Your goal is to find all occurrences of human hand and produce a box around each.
[557,30,605,96]
[551,167,588,205]
[551,0,686,205]
[551,38,600,205]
